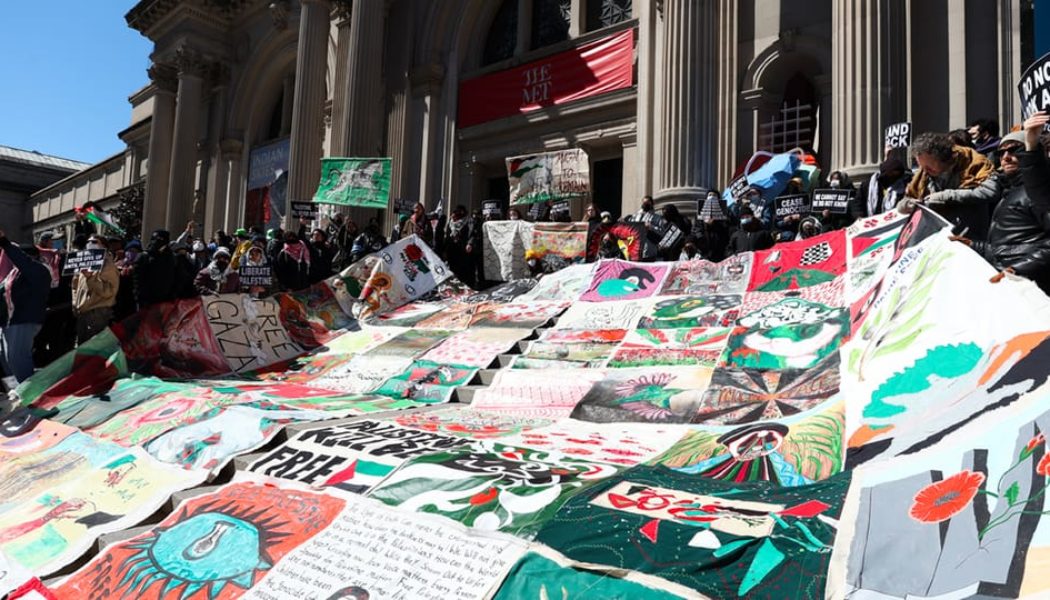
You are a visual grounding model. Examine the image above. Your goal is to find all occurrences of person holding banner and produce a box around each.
[898,132,999,240]
[858,158,910,217]
[400,202,434,246]
[71,235,119,345]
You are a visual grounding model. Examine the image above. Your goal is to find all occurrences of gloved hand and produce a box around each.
[924,191,949,206]
[896,197,923,214]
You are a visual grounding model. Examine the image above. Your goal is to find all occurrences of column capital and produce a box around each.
[174,45,211,78]
[147,63,179,93]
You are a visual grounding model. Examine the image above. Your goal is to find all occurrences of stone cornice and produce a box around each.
[126,0,261,38]
[174,45,213,78]
[147,63,179,92]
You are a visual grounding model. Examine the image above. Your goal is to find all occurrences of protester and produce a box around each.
[72,208,97,238]
[71,234,119,345]
[858,158,910,217]
[390,215,408,243]
[695,192,730,262]
[306,229,336,284]
[444,205,479,287]
[508,209,522,221]
[727,206,774,255]
[241,245,272,298]
[631,196,655,222]
[949,129,975,149]
[401,202,434,245]
[899,132,999,239]
[171,241,198,298]
[597,232,625,259]
[599,211,613,224]
[113,240,139,320]
[274,230,312,291]
[191,240,210,271]
[133,229,177,309]
[0,232,52,382]
[678,236,701,261]
[798,216,823,240]
[969,118,1001,162]
[230,228,252,269]
[956,113,1050,291]
[350,218,387,264]
[584,204,600,225]
[194,246,240,295]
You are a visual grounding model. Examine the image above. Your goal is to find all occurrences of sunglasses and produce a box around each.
[999,145,1023,156]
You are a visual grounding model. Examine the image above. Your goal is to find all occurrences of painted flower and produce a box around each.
[1037,453,1050,477]
[909,470,986,523]
[370,272,393,292]
[1023,433,1046,459]
[403,243,424,261]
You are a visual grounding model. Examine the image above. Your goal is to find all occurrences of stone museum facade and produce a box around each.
[28,0,1041,239]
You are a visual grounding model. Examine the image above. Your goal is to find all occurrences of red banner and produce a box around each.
[458,29,634,128]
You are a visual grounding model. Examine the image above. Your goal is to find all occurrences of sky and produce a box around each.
[0,1,152,165]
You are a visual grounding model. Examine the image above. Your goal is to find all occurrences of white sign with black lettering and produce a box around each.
[884,121,912,150]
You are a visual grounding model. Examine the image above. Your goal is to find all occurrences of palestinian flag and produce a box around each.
[80,203,125,236]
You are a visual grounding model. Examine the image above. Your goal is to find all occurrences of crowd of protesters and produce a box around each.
[1,112,1049,388]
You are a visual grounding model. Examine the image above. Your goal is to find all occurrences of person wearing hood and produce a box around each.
[898,132,999,240]
[274,230,312,291]
[241,244,273,298]
[444,205,479,287]
[351,218,387,264]
[969,118,1002,164]
[858,158,910,217]
[170,241,198,298]
[113,240,140,320]
[190,240,210,271]
[818,170,863,230]
[72,234,119,345]
[133,229,177,309]
[798,216,824,240]
[962,117,1050,293]
[229,228,253,270]
[194,246,240,295]
[660,204,692,259]
[695,191,730,261]
[306,228,336,283]
[678,236,702,261]
[727,205,774,255]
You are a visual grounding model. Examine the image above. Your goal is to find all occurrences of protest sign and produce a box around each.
[507,148,590,206]
[290,201,318,221]
[312,157,391,208]
[550,199,571,220]
[240,263,273,288]
[884,121,912,149]
[811,188,853,215]
[726,175,751,205]
[642,213,683,250]
[527,202,546,221]
[1020,51,1050,131]
[774,193,812,218]
[482,200,503,218]
[62,249,105,275]
[394,197,415,216]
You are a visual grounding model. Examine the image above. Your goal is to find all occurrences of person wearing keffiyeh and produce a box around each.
[274,231,312,291]
[193,246,241,295]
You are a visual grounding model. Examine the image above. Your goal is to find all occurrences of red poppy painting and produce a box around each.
[909,470,985,523]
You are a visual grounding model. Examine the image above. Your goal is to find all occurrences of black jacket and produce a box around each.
[973,151,1050,292]
[727,226,774,255]
[133,246,177,308]
[0,238,51,326]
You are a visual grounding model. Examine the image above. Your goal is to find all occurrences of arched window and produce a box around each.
[482,0,518,66]
[586,0,632,32]
[532,0,571,49]
[760,72,818,153]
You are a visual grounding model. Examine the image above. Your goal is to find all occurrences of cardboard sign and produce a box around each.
[290,201,318,221]
[528,202,546,221]
[884,121,912,150]
[773,194,812,218]
[1019,51,1050,131]
[811,189,853,215]
[240,263,273,287]
[62,249,105,275]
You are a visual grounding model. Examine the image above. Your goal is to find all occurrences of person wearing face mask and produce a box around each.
[275,230,312,291]
[798,216,823,240]
[194,247,241,295]
[727,206,774,255]
[858,158,911,217]
[170,242,198,298]
[133,229,177,310]
[113,240,140,320]
[821,171,862,229]
[71,235,119,345]
[678,236,701,261]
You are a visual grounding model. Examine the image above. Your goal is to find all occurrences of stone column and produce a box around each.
[343,0,385,156]
[286,0,331,228]
[142,63,177,238]
[166,46,209,231]
[831,0,908,176]
[329,0,353,155]
[654,0,723,213]
[220,139,245,231]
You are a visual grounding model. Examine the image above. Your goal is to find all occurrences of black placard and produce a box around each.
[290,201,319,220]
[62,249,105,275]
[482,200,502,217]
[811,189,853,215]
[727,175,751,204]
[550,199,571,218]
[527,202,545,220]
[773,194,811,218]
[1019,51,1050,131]
[240,264,273,287]
[884,121,912,150]
[393,198,416,216]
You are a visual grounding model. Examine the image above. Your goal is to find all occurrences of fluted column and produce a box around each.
[654,0,723,212]
[831,0,908,176]
[220,139,245,231]
[142,64,177,238]
[286,0,331,228]
[329,0,353,155]
[343,0,385,156]
[166,46,209,231]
